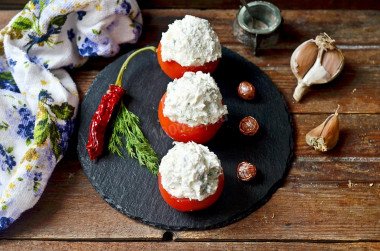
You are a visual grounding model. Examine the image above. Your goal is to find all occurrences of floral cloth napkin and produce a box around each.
[0,0,142,231]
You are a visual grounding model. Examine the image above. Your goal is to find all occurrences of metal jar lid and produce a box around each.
[237,1,281,35]
[233,1,282,55]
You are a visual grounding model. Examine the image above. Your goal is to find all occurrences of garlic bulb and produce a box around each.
[291,33,344,102]
[306,105,340,152]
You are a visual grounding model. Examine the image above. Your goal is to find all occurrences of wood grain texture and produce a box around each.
[1,9,379,46]
[1,0,380,10]
[67,9,380,114]
[0,139,379,240]
[0,240,379,250]
[294,114,380,157]
[139,9,380,46]
[0,7,379,248]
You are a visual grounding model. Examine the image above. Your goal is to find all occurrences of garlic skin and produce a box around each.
[306,106,340,152]
[291,33,344,102]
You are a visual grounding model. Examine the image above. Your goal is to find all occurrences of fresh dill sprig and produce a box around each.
[108,46,159,175]
[108,101,160,175]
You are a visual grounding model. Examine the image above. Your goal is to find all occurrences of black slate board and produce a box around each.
[77,46,294,230]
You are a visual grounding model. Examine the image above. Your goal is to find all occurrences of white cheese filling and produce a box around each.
[160,15,222,66]
[159,141,222,201]
[163,71,228,127]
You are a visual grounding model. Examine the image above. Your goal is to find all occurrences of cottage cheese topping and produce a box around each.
[163,71,228,127]
[160,15,222,66]
[159,142,222,201]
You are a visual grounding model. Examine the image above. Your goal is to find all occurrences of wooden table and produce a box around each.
[0,7,379,250]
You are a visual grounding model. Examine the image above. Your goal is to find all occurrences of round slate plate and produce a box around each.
[77,46,294,230]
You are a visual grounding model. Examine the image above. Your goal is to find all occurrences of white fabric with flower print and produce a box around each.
[0,0,142,231]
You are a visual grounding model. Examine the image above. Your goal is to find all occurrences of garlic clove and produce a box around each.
[306,105,340,152]
[291,40,318,79]
[291,33,344,102]
[321,49,344,78]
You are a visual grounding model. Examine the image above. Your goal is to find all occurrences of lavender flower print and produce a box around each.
[0,144,16,174]
[57,118,75,154]
[33,172,42,195]
[0,217,14,231]
[115,0,132,14]
[7,59,16,72]
[0,72,20,93]
[16,107,35,144]
[78,38,99,57]
[67,29,75,42]
[77,11,86,20]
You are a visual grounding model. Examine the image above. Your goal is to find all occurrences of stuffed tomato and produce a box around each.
[158,15,222,79]
[158,141,224,212]
[158,71,228,144]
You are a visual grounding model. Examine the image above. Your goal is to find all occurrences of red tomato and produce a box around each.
[157,42,220,79]
[158,171,224,212]
[158,92,224,144]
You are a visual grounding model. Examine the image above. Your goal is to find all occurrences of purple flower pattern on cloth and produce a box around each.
[7,59,16,73]
[16,107,35,144]
[57,118,75,154]
[0,72,20,93]
[0,144,16,174]
[79,37,99,57]
[67,29,75,42]
[0,217,14,231]
[77,11,86,20]
[0,0,142,232]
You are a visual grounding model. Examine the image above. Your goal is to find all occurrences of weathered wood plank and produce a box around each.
[139,9,380,46]
[82,9,380,114]
[1,115,371,239]
[0,154,378,240]
[178,184,380,241]
[0,10,18,26]
[0,240,379,250]
[147,0,380,11]
[0,8,378,245]
[287,160,380,183]
[1,10,379,113]
[293,114,380,157]
[0,113,376,240]
[268,68,379,114]
[1,0,380,10]
[1,10,380,47]
[224,48,380,69]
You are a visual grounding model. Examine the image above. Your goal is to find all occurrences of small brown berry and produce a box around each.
[238,81,255,100]
[237,162,257,181]
[239,116,259,136]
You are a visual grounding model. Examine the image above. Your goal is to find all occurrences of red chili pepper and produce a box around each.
[86,85,125,161]
[86,46,157,161]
